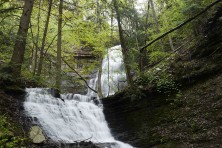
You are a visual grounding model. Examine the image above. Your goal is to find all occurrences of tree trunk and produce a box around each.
[33,0,41,76]
[107,48,110,96]
[159,2,175,51]
[29,21,38,76]
[36,0,53,77]
[96,0,103,97]
[150,0,164,49]
[168,34,175,50]
[140,0,150,72]
[113,0,133,87]
[131,0,140,50]
[56,0,63,89]
[97,58,103,98]
[10,0,34,76]
[144,0,150,44]
[110,7,114,43]
[150,0,159,33]
[96,0,101,32]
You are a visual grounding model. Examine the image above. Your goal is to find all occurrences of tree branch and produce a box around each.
[44,22,67,55]
[62,58,98,93]
[140,0,222,50]
[38,52,98,93]
[0,7,23,13]
[0,15,20,24]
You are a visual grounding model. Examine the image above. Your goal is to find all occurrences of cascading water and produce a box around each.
[24,45,132,147]
[100,45,127,97]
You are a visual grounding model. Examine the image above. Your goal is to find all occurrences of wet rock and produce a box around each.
[92,97,99,105]
[29,126,46,144]
[49,88,61,98]
[61,141,99,148]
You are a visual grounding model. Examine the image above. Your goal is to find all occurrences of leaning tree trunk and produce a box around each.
[36,0,53,77]
[10,0,34,76]
[56,0,63,89]
[113,0,133,87]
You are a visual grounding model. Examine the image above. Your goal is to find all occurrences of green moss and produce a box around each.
[157,141,179,148]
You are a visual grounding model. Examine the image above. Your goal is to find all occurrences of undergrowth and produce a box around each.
[0,115,28,147]
[135,63,179,95]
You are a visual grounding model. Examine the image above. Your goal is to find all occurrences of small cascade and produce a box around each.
[24,45,132,147]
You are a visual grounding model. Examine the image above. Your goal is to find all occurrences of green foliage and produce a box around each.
[0,115,27,147]
[0,65,15,86]
[20,68,44,86]
[123,86,146,102]
[136,65,179,95]
[128,47,140,73]
[148,51,170,64]
[0,0,220,90]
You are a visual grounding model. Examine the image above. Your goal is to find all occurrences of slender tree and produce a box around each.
[150,0,159,33]
[96,0,101,32]
[150,0,164,49]
[113,0,133,86]
[97,58,103,98]
[158,1,175,51]
[96,0,103,98]
[36,0,53,77]
[56,0,63,89]
[140,0,150,72]
[32,0,41,76]
[10,0,34,76]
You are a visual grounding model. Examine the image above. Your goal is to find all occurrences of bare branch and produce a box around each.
[62,58,98,93]
[0,7,23,13]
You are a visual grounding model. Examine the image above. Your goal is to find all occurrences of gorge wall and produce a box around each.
[102,7,222,148]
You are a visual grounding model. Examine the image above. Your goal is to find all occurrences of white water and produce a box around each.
[89,45,127,98]
[24,45,132,147]
[101,45,127,97]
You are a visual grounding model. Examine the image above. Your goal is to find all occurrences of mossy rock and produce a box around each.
[29,126,46,144]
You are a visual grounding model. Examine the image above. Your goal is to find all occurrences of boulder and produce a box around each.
[29,126,46,144]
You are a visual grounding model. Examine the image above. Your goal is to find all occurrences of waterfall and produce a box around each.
[101,45,127,97]
[88,45,127,98]
[24,45,132,147]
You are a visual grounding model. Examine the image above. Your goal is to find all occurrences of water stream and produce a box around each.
[24,46,132,147]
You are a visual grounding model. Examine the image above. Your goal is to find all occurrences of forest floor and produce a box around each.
[148,72,222,147]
